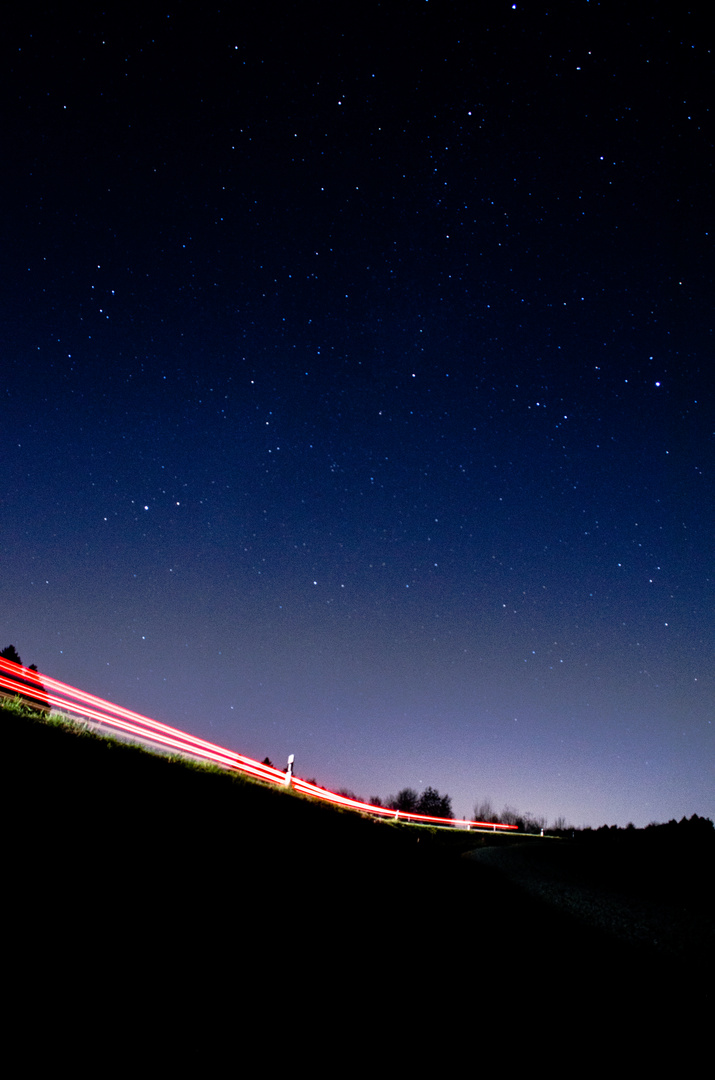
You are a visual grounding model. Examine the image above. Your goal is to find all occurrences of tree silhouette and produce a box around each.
[1,645,50,713]
[499,805,520,827]
[417,786,453,820]
[387,786,453,818]
[389,788,419,812]
[1,644,22,666]
[473,798,499,824]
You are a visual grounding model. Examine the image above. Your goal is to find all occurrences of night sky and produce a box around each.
[3,2,712,827]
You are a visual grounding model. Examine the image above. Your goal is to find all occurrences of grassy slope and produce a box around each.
[4,702,709,1052]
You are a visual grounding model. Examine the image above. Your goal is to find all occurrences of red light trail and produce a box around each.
[0,656,517,830]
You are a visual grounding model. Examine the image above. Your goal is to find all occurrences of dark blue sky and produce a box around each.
[3,1,712,825]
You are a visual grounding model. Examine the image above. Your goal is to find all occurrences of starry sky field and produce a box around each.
[2,2,712,826]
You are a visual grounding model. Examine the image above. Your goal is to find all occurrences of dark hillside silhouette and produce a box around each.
[3,702,712,1059]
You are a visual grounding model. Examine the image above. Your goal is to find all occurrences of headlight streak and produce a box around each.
[0,657,517,830]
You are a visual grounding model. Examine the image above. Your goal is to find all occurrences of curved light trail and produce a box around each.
[0,656,517,830]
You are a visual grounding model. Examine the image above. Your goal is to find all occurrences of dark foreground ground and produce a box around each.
[469,836,714,966]
[5,705,711,1065]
